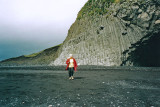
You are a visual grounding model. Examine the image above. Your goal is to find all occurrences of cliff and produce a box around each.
[0,44,61,66]
[51,0,160,66]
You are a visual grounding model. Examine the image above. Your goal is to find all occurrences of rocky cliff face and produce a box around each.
[51,0,160,66]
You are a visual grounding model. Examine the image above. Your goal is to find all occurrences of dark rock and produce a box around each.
[122,32,127,35]
[99,26,104,30]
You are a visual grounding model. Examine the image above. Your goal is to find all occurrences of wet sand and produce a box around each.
[0,68,160,107]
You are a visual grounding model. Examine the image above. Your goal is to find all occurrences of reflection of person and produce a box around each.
[66,54,77,80]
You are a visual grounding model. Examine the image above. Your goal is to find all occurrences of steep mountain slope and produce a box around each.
[0,44,61,66]
[51,0,160,66]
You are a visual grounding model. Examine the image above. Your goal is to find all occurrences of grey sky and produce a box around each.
[0,0,88,61]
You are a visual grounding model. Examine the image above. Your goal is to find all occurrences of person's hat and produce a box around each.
[69,54,73,57]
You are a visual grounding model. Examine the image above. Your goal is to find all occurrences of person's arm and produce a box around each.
[73,58,77,70]
[66,59,70,64]
[74,59,77,67]
[65,59,69,70]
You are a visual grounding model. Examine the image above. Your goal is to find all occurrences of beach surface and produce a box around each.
[0,67,160,107]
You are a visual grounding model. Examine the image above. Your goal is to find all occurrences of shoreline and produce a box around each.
[0,65,160,71]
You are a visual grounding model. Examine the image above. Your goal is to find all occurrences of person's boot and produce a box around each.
[71,76,74,80]
[69,77,71,80]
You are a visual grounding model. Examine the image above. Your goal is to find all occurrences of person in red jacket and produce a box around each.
[66,54,77,80]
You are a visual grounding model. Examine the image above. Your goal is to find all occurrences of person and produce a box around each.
[66,54,77,80]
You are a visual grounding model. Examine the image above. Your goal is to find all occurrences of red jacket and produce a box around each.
[66,58,77,71]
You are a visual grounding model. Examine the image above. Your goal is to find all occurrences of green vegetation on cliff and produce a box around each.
[77,0,121,20]
[24,51,43,58]
[24,44,62,58]
[0,44,62,66]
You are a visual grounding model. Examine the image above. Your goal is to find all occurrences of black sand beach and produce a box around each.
[0,67,160,107]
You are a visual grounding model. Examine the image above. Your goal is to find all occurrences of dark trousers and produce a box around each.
[68,67,74,77]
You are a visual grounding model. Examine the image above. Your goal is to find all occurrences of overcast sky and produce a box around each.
[0,0,88,61]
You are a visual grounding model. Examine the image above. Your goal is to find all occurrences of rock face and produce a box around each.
[52,0,160,66]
